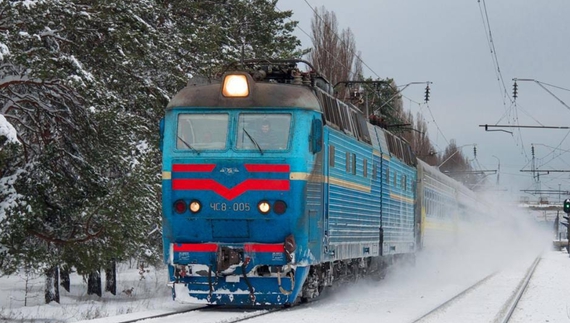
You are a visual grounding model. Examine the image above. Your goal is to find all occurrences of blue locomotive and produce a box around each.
[160,59,481,306]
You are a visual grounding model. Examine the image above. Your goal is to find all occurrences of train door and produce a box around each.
[307,118,325,256]
[322,130,331,257]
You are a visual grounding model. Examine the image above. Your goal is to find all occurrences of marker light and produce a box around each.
[222,74,249,97]
[258,201,271,214]
[189,200,201,213]
[174,200,186,214]
[273,200,287,215]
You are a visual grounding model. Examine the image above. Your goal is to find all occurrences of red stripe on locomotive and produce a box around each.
[244,243,285,253]
[173,243,218,252]
[173,243,284,253]
[171,163,290,200]
[172,179,290,200]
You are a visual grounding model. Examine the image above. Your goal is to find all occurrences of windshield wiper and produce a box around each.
[242,128,263,155]
[177,136,200,154]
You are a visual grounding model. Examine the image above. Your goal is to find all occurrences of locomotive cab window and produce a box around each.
[177,113,229,150]
[236,113,291,151]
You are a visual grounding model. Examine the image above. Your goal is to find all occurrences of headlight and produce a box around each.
[258,201,271,214]
[222,74,249,97]
[189,200,201,213]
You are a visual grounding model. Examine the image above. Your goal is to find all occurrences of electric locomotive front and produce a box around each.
[160,69,325,305]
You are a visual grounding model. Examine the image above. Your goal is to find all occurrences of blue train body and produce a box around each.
[160,60,477,306]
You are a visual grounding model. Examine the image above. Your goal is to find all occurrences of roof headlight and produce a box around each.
[222,74,249,98]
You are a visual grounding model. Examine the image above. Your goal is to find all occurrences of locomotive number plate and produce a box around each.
[210,202,251,212]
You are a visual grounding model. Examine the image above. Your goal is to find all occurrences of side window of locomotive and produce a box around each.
[236,113,291,150]
[177,113,229,150]
[385,167,390,184]
[329,145,336,167]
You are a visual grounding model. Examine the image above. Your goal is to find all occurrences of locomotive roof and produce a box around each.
[166,79,322,111]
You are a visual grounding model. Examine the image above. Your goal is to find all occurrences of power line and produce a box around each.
[425,102,450,146]
[537,81,570,92]
[515,78,570,112]
[533,131,570,168]
[302,2,449,146]
[283,2,449,148]
[477,0,532,164]
[477,0,513,106]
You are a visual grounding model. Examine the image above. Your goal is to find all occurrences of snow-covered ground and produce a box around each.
[0,214,567,323]
[0,262,191,322]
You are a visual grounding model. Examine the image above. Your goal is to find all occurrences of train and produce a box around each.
[159,59,487,306]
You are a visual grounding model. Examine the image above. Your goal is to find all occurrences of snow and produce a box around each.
[0,114,18,144]
[0,42,9,61]
[0,213,568,322]
[12,0,46,9]
[0,263,192,322]
[67,55,95,83]
[510,251,570,322]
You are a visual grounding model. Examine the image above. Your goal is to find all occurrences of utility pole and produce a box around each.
[492,155,500,185]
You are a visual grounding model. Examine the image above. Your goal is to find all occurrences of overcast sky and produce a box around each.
[277,0,570,201]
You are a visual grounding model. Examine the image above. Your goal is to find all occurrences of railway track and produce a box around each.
[495,256,541,323]
[111,299,316,323]
[412,255,542,323]
[111,306,209,323]
[106,255,543,323]
[411,272,498,323]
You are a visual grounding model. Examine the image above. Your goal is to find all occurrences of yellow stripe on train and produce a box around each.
[423,220,457,232]
[290,172,370,193]
[389,193,414,204]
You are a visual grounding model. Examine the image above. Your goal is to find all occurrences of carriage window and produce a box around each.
[363,159,368,178]
[352,154,356,175]
[236,113,291,150]
[177,113,229,150]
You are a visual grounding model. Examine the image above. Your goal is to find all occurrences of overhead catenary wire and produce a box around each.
[281,1,453,151]
[424,102,449,146]
[477,0,513,107]
[534,131,570,168]
[477,0,532,166]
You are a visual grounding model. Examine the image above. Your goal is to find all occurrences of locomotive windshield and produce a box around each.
[177,113,229,150]
[236,113,291,151]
